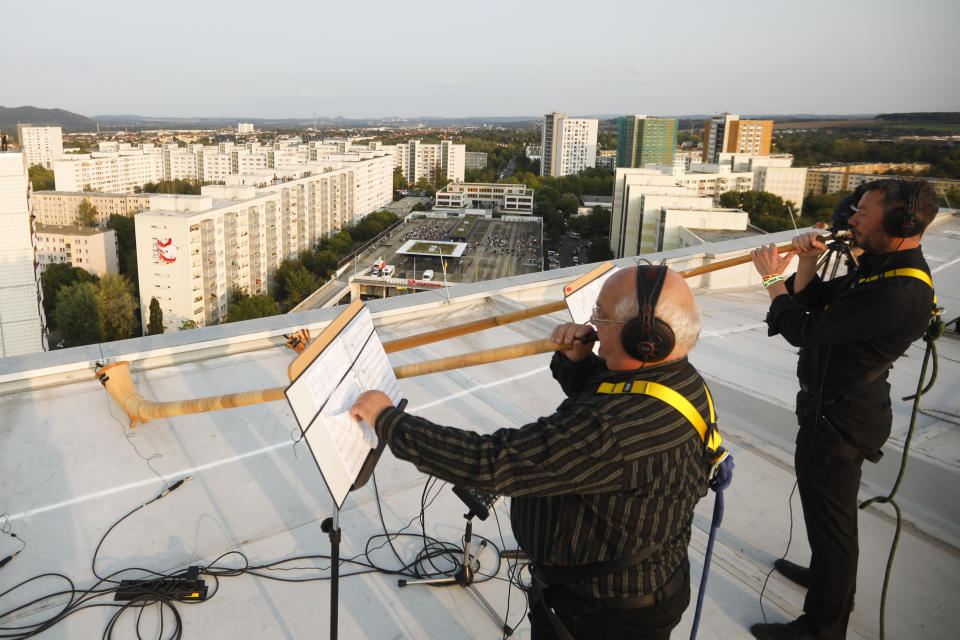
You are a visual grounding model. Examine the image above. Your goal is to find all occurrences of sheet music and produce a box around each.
[563,264,619,354]
[286,305,401,508]
[564,263,619,325]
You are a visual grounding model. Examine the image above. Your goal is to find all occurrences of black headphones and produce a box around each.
[621,265,675,363]
[883,177,923,238]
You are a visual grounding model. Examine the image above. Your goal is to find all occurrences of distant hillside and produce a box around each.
[877,112,960,123]
[0,106,96,138]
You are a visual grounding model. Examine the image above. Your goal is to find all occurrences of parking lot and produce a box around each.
[356,215,543,284]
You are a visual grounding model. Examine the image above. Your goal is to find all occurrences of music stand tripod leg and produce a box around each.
[397,516,513,635]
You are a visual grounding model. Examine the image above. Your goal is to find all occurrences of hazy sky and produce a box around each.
[3,0,958,119]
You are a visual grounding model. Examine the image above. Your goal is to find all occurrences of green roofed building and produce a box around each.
[616,115,678,169]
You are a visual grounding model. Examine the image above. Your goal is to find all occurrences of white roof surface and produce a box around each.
[2,215,959,639]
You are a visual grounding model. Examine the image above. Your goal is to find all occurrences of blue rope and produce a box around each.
[690,454,734,640]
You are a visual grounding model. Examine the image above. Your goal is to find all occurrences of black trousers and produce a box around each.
[795,417,866,640]
[528,562,690,640]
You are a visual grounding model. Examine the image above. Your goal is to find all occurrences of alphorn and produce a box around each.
[380,241,798,354]
[95,236,824,427]
[97,337,569,427]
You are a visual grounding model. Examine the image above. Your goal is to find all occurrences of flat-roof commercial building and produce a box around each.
[541,113,598,177]
[0,151,47,356]
[136,157,392,331]
[435,182,534,214]
[34,224,119,276]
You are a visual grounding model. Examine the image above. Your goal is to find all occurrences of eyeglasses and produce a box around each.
[590,305,629,325]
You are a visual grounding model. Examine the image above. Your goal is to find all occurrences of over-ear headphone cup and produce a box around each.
[621,318,675,362]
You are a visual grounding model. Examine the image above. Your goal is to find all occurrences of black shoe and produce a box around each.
[774,558,811,589]
[750,619,818,640]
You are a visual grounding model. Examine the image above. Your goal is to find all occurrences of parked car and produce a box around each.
[421,269,434,281]
[382,265,396,278]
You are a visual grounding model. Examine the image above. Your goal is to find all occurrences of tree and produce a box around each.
[226,295,281,322]
[393,167,407,191]
[55,282,103,347]
[28,165,55,191]
[179,319,199,331]
[106,215,138,288]
[77,198,98,227]
[41,263,95,331]
[282,264,318,307]
[587,240,614,262]
[147,297,164,335]
[97,273,139,341]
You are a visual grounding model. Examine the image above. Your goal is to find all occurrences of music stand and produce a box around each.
[285,301,403,640]
[398,486,513,636]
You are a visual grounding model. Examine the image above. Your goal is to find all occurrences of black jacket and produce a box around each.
[766,247,934,451]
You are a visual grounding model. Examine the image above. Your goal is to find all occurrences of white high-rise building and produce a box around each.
[136,156,393,330]
[0,151,47,356]
[237,123,255,135]
[541,113,598,177]
[610,168,713,257]
[17,126,63,169]
[753,165,809,212]
[390,140,465,187]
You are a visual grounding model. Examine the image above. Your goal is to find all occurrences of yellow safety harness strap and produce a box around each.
[597,380,723,452]
[857,267,938,312]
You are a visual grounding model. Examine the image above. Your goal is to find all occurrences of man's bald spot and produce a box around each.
[606,267,701,356]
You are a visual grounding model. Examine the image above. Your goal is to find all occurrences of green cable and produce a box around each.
[859,314,945,639]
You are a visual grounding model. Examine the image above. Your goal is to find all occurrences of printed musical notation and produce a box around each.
[285,302,401,508]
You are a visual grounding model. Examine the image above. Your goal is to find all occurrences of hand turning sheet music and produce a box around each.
[285,301,401,508]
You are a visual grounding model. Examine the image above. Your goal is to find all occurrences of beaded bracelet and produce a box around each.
[762,274,785,289]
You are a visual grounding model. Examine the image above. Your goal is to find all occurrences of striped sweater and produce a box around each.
[375,352,712,599]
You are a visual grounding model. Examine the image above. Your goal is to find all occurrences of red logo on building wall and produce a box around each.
[154,238,179,264]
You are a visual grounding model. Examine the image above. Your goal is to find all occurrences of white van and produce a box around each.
[382,265,396,278]
[421,269,434,281]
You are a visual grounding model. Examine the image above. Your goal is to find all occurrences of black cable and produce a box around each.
[858,315,943,639]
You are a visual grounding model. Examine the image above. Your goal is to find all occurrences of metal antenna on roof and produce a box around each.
[787,205,800,237]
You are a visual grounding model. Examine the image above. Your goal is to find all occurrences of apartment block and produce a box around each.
[610,168,712,257]
[17,126,64,169]
[435,182,534,213]
[804,162,933,195]
[616,115,677,168]
[34,224,119,276]
[0,151,47,356]
[237,123,255,134]
[541,113,598,177]
[32,191,150,226]
[164,146,200,181]
[53,151,164,193]
[702,114,773,163]
[390,140,465,187]
[753,166,808,211]
[136,158,392,330]
[464,152,488,169]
